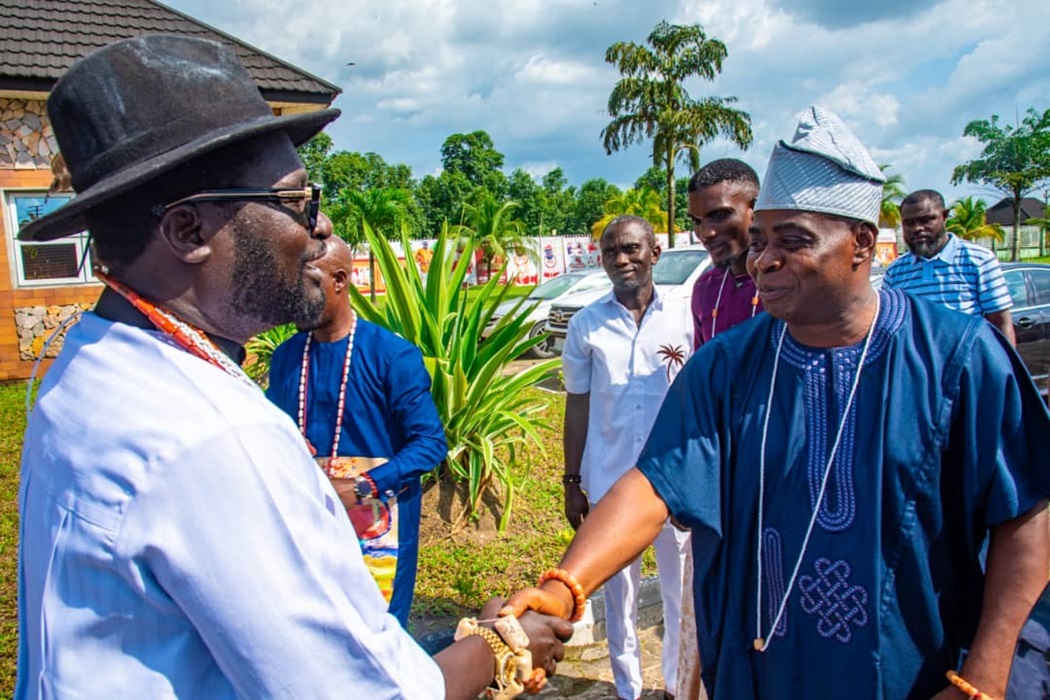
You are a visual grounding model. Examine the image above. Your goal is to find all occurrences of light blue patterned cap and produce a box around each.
[755,105,886,225]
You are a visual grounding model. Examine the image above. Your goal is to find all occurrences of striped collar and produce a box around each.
[904,232,959,265]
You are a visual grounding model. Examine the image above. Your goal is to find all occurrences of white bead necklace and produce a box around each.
[753,293,880,653]
[710,268,759,339]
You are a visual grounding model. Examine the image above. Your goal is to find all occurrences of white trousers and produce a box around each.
[600,518,690,699]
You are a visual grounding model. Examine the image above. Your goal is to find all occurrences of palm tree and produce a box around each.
[590,187,668,239]
[946,196,1005,245]
[328,187,414,300]
[879,164,906,229]
[458,192,529,283]
[601,21,752,248]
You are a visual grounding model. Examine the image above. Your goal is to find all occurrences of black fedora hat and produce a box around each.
[19,34,340,242]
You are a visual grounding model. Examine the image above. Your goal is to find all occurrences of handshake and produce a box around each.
[440,569,587,700]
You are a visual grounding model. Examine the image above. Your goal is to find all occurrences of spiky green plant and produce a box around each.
[244,323,298,386]
[348,220,558,532]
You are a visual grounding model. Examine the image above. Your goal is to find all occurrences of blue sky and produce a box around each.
[164,0,1049,204]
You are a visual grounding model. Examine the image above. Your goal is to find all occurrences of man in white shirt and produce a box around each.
[16,34,569,699]
[561,215,692,700]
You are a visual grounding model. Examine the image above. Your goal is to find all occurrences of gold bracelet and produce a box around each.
[455,618,526,700]
[945,670,995,700]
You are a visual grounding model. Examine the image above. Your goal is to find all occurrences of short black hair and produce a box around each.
[88,138,267,270]
[602,215,657,247]
[687,158,760,194]
[901,189,946,210]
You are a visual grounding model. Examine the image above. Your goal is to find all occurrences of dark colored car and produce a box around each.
[1001,262,1050,398]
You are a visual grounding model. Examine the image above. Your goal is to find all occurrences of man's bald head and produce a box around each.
[319,235,355,276]
[300,235,356,334]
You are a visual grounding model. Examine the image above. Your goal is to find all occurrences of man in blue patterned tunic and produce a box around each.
[504,106,1050,699]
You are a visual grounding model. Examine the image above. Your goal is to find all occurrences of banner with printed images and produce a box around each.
[349,236,618,293]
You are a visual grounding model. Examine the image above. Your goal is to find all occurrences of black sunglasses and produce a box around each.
[156,185,322,236]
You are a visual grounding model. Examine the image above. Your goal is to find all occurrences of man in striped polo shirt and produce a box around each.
[883,189,1016,345]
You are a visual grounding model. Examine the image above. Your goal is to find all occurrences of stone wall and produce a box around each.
[0,98,57,169]
[15,303,93,360]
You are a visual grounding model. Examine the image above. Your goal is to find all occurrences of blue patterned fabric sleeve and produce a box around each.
[636,345,725,537]
[949,321,1050,526]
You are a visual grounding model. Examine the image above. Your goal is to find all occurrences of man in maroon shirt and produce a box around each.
[687,159,763,350]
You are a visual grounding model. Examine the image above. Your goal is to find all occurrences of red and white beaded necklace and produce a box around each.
[297,311,358,475]
[96,270,256,389]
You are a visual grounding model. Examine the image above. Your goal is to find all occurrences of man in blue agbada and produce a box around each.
[268,236,447,627]
[503,106,1050,699]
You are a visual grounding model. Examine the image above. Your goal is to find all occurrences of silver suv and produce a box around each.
[545,246,712,346]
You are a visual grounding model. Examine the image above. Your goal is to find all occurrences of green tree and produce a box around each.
[590,187,668,238]
[329,187,414,300]
[540,167,575,235]
[416,170,474,236]
[951,107,1050,261]
[507,168,544,234]
[322,150,414,193]
[296,133,333,184]
[635,165,691,233]
[440,130,508,194]
[879,164,906,229]
[601,21,752,247]
[569,179,621,236]
[946,196,1005,244]
[458,192,529,282]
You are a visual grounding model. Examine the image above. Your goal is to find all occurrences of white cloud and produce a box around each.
[516,55,600,86]
[521,161,561,179]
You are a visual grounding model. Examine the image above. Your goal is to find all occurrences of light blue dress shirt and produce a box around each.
[17,313,444,698]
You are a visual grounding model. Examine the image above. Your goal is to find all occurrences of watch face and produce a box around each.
[354,478,371,498]
[496,651,518,687]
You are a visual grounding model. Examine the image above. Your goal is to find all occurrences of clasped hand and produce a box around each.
[480,598,574,693]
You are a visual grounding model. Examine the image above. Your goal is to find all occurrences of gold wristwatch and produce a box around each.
[454,618,525,700]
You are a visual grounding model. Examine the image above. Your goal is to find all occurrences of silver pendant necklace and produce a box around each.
[753,294,880,653]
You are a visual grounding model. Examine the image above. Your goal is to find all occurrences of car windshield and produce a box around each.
[530,273,588,300]
[653,250,709,285]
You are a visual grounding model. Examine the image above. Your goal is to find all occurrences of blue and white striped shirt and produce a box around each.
[882,234,1012,316]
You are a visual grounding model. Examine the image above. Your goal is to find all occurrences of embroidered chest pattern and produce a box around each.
[802,355,859,532]
[798,558,869,644]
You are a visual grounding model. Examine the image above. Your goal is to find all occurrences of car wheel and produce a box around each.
[523,321,557,359]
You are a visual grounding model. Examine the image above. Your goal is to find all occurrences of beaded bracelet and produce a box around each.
[561,474,582,485]
[945,670,994,700]
[538,568,587,623]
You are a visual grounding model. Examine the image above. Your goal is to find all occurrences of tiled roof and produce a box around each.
[986,197,1046,226]
[0,0,341,103]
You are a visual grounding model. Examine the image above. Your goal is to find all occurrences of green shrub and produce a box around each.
[349,221,558,532]
[244,323,298,387]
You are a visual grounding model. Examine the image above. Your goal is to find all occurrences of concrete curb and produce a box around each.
[569,575,664,646]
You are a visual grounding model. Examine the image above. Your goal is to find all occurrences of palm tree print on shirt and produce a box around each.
[657,343,687,382]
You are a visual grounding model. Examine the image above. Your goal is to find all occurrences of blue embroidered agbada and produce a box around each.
[268,319,447,626]
[638,289,1050,699]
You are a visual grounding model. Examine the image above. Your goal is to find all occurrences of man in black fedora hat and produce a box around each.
[16,35,569,699]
